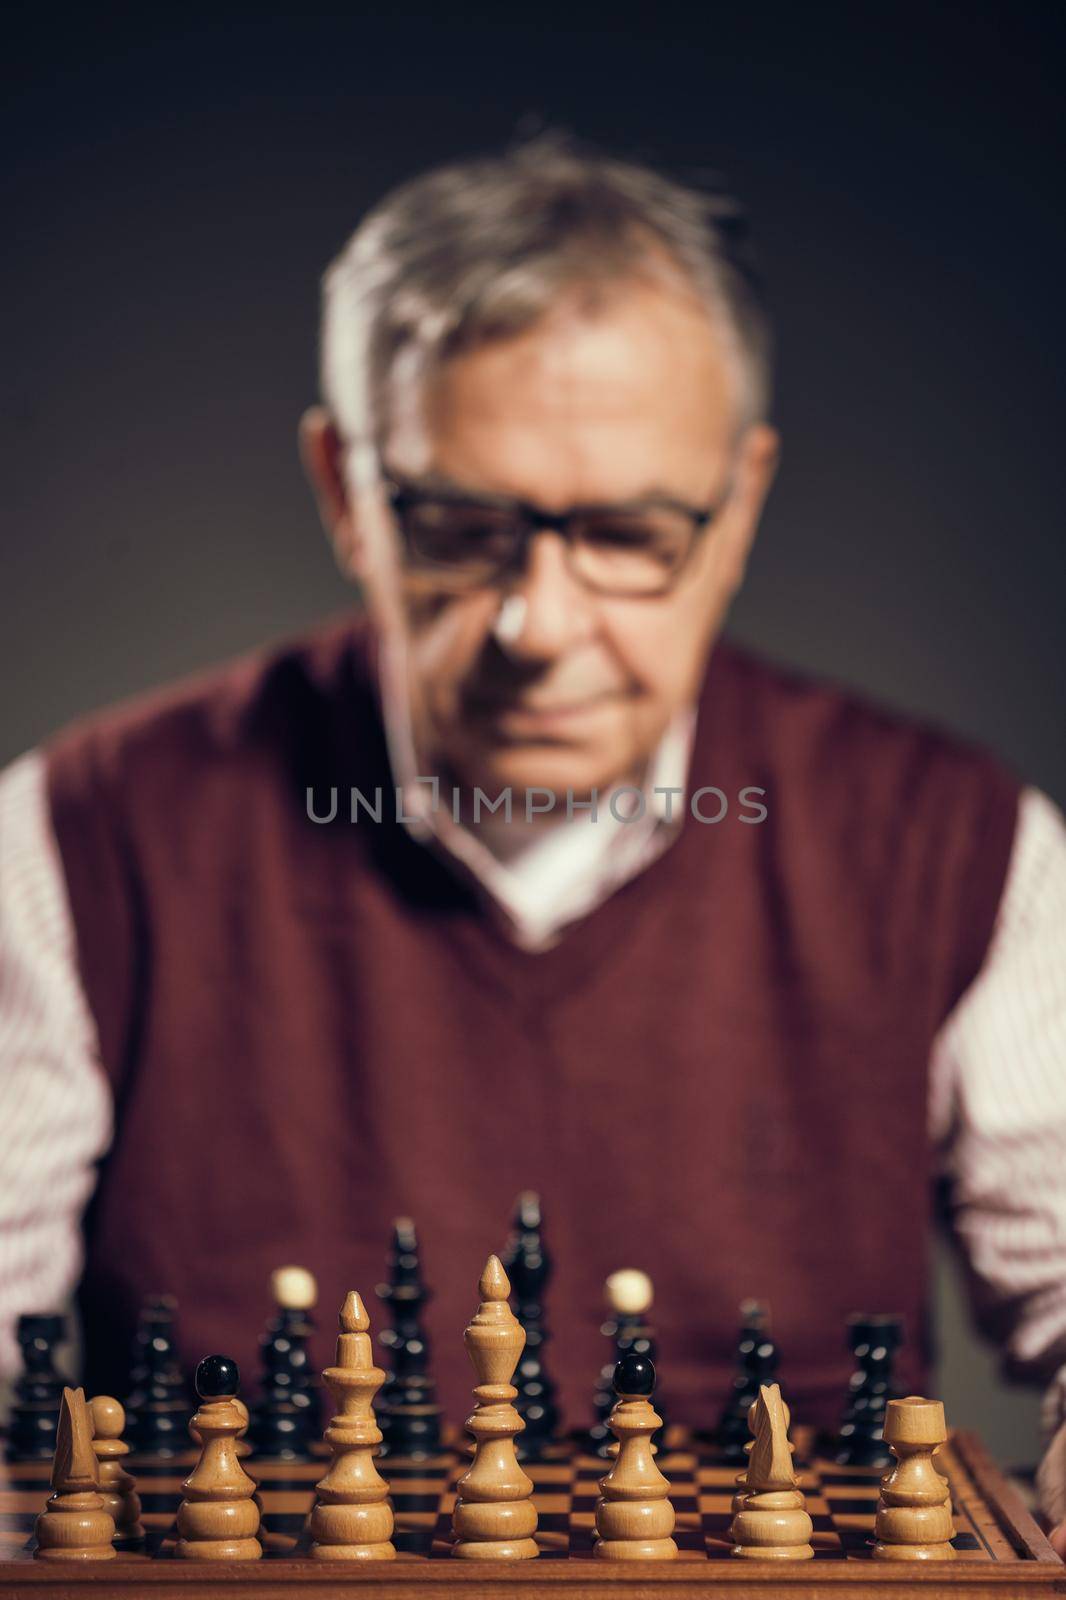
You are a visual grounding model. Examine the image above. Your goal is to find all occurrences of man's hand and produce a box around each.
[1036,1417,1066,1558]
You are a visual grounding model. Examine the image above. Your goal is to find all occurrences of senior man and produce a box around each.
[1,136,1065,1530]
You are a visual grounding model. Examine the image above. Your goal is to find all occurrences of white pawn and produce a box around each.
[88,1396,143,1541]
[598,1270,660,1460]
[175,1355,261,1561]
[309,1292,395,1560]
[594,1352,676,1560]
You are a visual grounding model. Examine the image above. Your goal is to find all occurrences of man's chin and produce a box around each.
[450,744,626,807]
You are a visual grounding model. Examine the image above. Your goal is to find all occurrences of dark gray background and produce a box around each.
[2,0,1063,1465]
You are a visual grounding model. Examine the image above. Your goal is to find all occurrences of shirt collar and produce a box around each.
[376,631,696,945]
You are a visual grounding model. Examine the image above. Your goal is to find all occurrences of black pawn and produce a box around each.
[5,1313,66,1461]
[375,1218,441,1458]
[249,1272,321,1460]
[835,1314,902,1467]
[501,1191,560,1459]
[714,1301,779,1461]
[125,1297,192,1457]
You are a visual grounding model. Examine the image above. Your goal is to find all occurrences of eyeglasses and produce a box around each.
[383,473,731,598]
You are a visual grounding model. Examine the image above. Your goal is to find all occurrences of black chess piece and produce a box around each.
[125,1296,192,1457]
[5,1312,66,1460]
[713,1300,779,1461]
[588,1271,664,1458]
[375,1218,442,1458]
[501,1191,560,1459]
[835,1314,902,1467]
[249,1268,321,1460]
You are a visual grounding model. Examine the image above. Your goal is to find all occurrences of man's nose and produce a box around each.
[496,531,598,661]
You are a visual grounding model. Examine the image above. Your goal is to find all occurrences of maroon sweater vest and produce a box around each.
[45,616,1019,1432]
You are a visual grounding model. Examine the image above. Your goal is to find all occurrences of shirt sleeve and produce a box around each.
[0,750,112,1381]
[929,784,1066,1394]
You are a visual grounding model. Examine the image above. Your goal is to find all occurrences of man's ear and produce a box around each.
[719,422,780,594]
[298,406,363,579]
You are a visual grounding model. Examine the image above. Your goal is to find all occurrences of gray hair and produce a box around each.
[320,132,772,482]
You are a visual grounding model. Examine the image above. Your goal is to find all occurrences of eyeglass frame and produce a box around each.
[380,470,735,599]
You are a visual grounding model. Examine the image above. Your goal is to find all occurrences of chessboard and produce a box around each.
[0,1428,1060,1597]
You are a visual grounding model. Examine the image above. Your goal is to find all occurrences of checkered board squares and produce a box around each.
[463,1444,992,1562]
[0,1431,1059,1590]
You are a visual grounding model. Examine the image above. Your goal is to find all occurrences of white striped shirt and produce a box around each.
[1,744,1065,1423]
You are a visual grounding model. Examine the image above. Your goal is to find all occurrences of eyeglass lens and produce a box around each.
[397,499,696,595]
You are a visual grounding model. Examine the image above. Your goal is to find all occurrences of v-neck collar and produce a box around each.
[342,626,745,1009]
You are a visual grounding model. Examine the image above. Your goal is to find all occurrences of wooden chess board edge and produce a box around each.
[3,1431,1065,1597]
[3,1565,1066,1599]
[951,1430,1060,1564]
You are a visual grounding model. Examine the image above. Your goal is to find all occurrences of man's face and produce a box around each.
[318,277,777,798]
